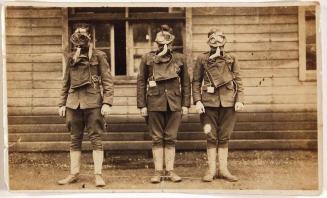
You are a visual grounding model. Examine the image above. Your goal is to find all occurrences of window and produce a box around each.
[93,23,112,61]
[298,6,317,81]
[67,7,185,78]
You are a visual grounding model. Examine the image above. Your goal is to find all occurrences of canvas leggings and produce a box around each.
[200,107,237,148]
[66,107,104,151]
[147,107,182,148]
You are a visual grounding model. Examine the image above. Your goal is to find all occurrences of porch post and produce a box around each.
[185,7,193,79]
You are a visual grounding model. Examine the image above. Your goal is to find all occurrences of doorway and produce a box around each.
[114,21,126,75]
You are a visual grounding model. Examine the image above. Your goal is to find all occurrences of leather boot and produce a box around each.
[150,147,164,183]
[165,147,182,182]
[202,147,217,182]
[93,150,106,187]
[57,150,81,185]
[217,144,238,182]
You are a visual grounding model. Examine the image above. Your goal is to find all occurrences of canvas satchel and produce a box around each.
[204,57,235,88]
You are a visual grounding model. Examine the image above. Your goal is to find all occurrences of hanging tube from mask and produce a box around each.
[156,44,168,57]
[209,47,221,60]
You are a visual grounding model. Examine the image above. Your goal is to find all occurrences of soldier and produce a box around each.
[192,29,244,182]
[137,25,191,183]
[57,23,114,187]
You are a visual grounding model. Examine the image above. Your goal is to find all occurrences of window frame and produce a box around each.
[298,6,317,81]
[64,7,187,79]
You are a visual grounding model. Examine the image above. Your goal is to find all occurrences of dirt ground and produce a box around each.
[8,150,319,192]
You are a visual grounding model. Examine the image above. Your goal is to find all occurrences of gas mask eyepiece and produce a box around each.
[70,24,91,48]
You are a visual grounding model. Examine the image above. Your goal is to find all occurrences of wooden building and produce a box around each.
[6,6,318,152]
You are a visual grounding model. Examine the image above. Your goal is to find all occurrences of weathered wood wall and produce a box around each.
[190,7,317,113]
[6,7,317,152]
[6,7,63,116]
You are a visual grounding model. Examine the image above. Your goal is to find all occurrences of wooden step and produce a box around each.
[7,121,318,133]
[8,130,317,142]
[7,112,317,124]
[8,139,318,152]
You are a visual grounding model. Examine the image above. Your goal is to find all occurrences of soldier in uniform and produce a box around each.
[192,29,244,182]
[57,23,114,187]
[137,25,191,183]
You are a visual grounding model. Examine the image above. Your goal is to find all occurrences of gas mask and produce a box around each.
[155,25,175,57]
[70,26,92,64]
[70,27,91,48]
[207,31,227,60]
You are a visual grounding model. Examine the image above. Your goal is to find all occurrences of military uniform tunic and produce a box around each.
[59,49,114,151]
[137,51,191,147]
[192,51,244,147]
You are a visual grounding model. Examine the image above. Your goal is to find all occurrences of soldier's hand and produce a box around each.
[140,107,148,117]
[182,106,189,115]
[58,106,66,117]
[101,104,111,117]
[195,101,205,114]
[235,102,244,112]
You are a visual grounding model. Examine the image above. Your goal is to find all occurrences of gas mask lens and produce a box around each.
[216,35,224,43]
[78,35,89,45]
[70,28,91,47]
[209,35,224,45]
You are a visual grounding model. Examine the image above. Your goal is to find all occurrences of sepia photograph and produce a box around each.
[3,1,322,194]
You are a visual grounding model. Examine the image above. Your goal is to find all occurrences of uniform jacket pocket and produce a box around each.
[147,87,160,96]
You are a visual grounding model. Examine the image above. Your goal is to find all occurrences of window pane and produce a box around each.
[305,7,316,70]
[95,24,111,48]
[133,24,150,44]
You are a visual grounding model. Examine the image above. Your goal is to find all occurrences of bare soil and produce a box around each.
[8,150,319,192]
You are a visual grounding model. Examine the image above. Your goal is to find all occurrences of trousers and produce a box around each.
[148,108,182,148]
[66,107,104,151]
[200,107,237,148]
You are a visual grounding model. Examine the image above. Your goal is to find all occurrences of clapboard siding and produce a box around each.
[6,36,62,45]
[193,33,299,43]
[5,18,62,27]
[191,7,317,113]
[192,7,298,15]
[193,15,298,25]
[6,7,62,18]
[6,6,318,152]
[6,7,64,120]
[192,24,298,34]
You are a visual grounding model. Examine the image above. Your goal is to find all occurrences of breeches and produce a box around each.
[148,110,182,148]
[200,107,237,148]
[66,107,104,151]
